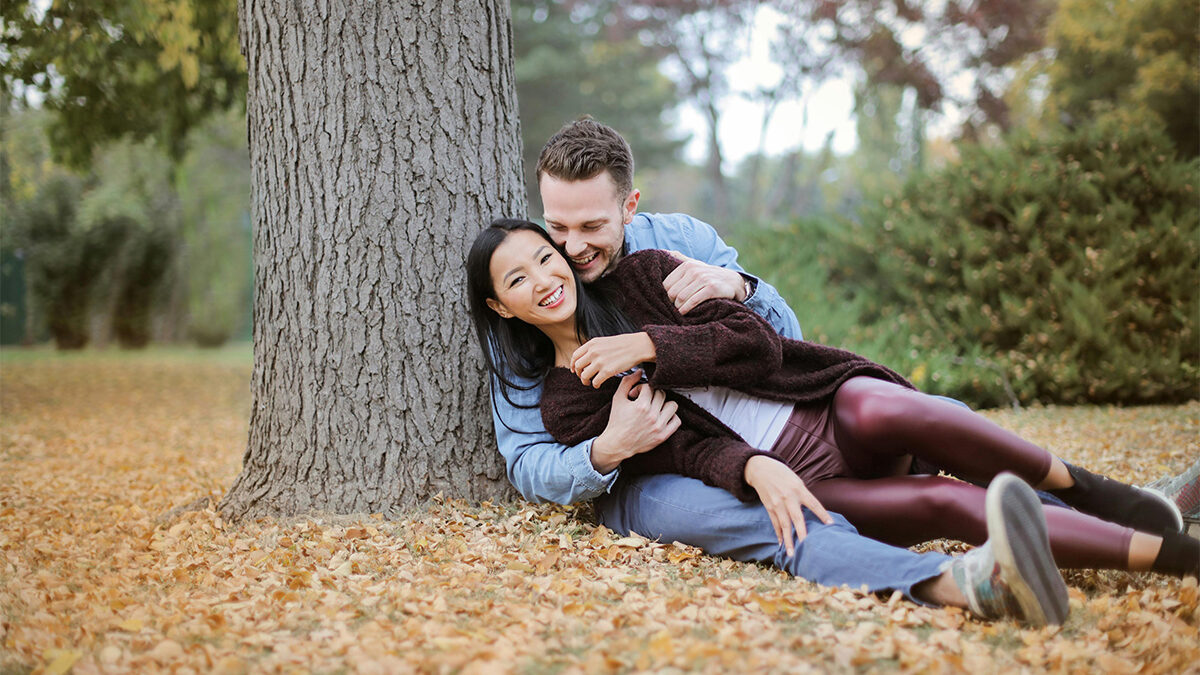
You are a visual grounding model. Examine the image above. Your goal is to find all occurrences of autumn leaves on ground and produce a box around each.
[1,351,1197,674]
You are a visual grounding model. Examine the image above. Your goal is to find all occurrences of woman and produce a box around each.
[467,218,1198,578]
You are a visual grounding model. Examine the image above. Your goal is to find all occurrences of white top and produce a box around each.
[672,385,794,450]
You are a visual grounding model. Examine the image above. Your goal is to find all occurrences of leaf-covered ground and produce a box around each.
[1,350,1197,674]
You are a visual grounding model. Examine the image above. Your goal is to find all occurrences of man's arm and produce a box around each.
[491,373,618,504]
[492,369,681,505]
[629,213,803,340]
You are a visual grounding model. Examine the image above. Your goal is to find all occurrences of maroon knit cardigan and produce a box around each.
[540,249,912,501]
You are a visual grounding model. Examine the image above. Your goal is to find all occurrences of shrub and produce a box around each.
[831,120,1199,405]
[19,176,124,349]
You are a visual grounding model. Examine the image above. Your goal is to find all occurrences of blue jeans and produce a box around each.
[595,473,951,602]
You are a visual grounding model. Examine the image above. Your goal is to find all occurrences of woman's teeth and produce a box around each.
[539,287,564,306]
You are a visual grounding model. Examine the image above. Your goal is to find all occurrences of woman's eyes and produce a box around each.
[507,255,553,288]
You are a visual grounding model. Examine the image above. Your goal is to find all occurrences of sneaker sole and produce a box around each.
[986,473,1069,626]
[1137,486,1185,533]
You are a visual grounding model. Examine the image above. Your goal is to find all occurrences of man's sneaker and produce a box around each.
[948,473,1069,626]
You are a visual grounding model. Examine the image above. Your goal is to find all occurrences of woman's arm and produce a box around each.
[641,297,783,389]
[566,250,785,390]
[542,371,773,501]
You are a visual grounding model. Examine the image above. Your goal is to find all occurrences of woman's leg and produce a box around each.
[829,377,1182,533]
[804,475,1200,573]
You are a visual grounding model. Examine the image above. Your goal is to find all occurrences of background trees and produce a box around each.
[2,0,1197,416]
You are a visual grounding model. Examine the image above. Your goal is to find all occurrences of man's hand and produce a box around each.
[571,332,657,388]
[590,372,680,473]
[743,455,834,557]
[663,250,748,315]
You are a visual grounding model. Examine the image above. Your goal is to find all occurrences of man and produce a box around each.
[488,117,1068,624]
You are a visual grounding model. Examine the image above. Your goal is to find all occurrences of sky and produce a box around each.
[673,5,970,170]
[672,7,858,168]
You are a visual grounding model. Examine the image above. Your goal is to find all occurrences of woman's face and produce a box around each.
[486,229,577,328]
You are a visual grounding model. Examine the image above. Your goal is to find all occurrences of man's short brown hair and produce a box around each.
[535,116,634,198]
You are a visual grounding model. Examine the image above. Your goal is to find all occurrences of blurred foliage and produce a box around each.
[2,105,251,349]
[79,139,180,348]
[1047,0,1199,157]
[730,217,1011,408]
[784,0,1056,138]
[512,0,684,216]
[0,0,244,167]
[176,108,252,347]
[16,173,122,349]
[826,119,1199,406]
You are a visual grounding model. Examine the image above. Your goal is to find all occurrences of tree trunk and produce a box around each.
[220,0,525,520]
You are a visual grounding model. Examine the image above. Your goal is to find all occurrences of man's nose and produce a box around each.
[563,232,586,256]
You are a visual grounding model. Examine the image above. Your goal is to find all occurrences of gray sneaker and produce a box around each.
[948,473,1069,626]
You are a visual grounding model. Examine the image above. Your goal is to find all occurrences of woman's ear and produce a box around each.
[486,298,513,319]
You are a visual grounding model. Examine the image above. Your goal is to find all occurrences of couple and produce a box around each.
[468,118,1198,626]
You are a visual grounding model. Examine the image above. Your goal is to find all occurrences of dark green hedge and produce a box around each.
[831,120,1199,405]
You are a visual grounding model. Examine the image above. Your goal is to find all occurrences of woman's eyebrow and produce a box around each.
[502,264,525,283]
[502,245,551,283]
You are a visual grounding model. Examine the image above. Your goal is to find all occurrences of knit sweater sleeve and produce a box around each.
[616,250,784,389]
[540,369,770,501]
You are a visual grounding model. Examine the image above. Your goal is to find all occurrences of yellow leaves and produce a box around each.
[116,618,144,632]
[3,360,1200,673]
[41,649,81,675]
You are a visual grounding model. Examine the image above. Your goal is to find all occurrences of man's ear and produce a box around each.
[622,188,641,224]
[486,297,513,319]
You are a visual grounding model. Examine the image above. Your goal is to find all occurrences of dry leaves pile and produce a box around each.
[1,352,1198,674]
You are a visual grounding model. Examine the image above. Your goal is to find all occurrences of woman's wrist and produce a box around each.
[635,332,656,363]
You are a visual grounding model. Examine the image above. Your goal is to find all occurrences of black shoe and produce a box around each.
[1053,462,1184,533]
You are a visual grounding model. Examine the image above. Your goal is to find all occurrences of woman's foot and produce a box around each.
[1051,462,1184,533]
[948,473,1069,626]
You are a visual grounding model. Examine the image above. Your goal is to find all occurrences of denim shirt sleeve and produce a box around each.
[491,372,619,504]
[630,213,804,340]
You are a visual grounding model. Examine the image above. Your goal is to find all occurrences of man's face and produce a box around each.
[539,171,640,283]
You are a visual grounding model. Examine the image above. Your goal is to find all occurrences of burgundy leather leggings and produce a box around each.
[806,377,1134,570]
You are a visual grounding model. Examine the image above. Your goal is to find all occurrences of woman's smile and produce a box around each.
[539,286,565,308]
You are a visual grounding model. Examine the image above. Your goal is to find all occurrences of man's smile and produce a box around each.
[571,251,599,267]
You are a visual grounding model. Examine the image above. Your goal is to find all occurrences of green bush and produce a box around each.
[830,120,1199,405]
[730,219,1002,406]
[19,175,125,349]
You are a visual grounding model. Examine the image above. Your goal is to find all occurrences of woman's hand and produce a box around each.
[571,332,657,388]
[743,455,834,557]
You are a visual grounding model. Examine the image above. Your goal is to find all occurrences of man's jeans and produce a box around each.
[595,473,951,601]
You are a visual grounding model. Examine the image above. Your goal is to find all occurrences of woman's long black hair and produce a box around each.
[467,218,635,426]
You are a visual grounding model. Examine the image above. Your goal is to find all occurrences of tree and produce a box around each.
[792,0,1055,137]
[1,0,244,167]
[635,0,757,223]
[219,0,525,520]
[1047,0,1199,156]
[512,0,683,217]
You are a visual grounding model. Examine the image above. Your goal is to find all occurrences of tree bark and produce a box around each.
[221,0,524,520]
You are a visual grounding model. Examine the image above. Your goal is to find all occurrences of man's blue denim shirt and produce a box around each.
[490,212,803,505]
